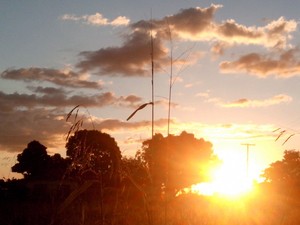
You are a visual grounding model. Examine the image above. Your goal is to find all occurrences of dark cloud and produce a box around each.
[27,86,68,95]
[1,67,102,89]
[0,104,171,153]
[122,95,142,103]
[77,30,168,76]
[0,108,68,152]
[0,91,144,112]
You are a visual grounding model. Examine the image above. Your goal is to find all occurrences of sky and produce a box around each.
[1,0,300,180]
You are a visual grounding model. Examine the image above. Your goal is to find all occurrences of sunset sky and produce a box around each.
[1,0,300,181]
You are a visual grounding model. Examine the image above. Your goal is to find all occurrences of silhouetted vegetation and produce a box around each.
[1,131,300,225]
[66,129,121,186]
[12,140,69,180]
[137,131,217,196]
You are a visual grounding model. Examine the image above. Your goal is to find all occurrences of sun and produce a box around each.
[192,159,254,198]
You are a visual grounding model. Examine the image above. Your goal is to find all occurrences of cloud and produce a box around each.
[60,13,130,26]
[75,5,297,77]
[76,30,169,76]
[219,48,300,78]
[159,5,222,39]
[220,94,292,108]
[196,91,292,108]
[0,108,68,152]
[28,86,68,95]
[0,90,144,112]
[96,118,170,131]
[76,5,221,77]
[1,5,298,157]
[111,16,131,26]
[211,42,230,56]
[1,67,103,89]
[132,5,296,48]
[214,17,296,49]
[0,89,151,153]
[0,102,171,153]
[185,81,202,88]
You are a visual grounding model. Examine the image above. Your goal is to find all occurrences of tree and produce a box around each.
[65,129,121,186]
[262,150,300,193]
[12,141,50,179]
[136,131,216,195]
[11,140,69,180]
[46,153,70,180]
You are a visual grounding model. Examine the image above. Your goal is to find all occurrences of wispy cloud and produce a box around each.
[220,48,300,78]
[0,90,145,112]
[60,13,130,26]
[1,67,103,89]
[219,94,292,108]
[185,81,202,88]
[196,91,292,108]
[97,118,170,131]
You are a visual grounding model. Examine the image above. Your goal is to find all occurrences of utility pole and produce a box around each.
[241,143,255,178]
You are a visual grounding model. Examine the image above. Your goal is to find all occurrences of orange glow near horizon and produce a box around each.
[189,127,283,198]
[192,149,260,198]
[192,163,254,197]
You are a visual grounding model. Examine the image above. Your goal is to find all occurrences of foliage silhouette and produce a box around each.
[65,129,121,187]
[4,137,300,225]
[262,150,300,196]
[136,131,217,196]
[12,141,49,179]
[11,141,69,180]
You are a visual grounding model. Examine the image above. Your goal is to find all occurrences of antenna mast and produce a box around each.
[167,23,173,136]
[150,16,154,139]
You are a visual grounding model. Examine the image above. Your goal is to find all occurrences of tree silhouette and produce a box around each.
[136,131,216,196]
[262,150,300,188]
[12,141,50,179]
[11,140,69,180]
[66,129,121,186]
[46,153,70,180]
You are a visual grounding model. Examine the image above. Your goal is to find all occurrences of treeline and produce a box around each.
[1,129,300,225]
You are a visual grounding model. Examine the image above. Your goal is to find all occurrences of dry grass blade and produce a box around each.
[66,119,83,141]
[74,108,79,123]
[126,102,153,121]
[66,125,74,141]
[282,134,295,145]
[272,128,281,132]
[66,105,80,122]
[275,130,286,141]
